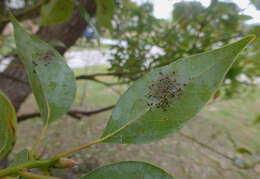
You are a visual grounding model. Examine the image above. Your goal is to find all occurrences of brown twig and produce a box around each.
[68,105,115,118]
[0,70,131,88]
[76,71,142,80]
[18,105,115,122]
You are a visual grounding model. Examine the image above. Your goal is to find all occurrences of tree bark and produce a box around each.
[0,0,6,33]
[0,0,96,168]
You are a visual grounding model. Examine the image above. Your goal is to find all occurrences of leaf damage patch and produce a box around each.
[146,71,186,111]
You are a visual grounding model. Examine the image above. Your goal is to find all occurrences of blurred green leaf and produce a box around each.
[102,36,255,144]
[239,14,252,20]
[40,0,74,25]
[10,15,76,124]
[80,161,174,179]
[95,0,115,30]
[10,150,29,179]
[10,149,29,167]
[109,1,257,98]
[236,147,252,155]
[253,114,260,125]
[0,90,17,160]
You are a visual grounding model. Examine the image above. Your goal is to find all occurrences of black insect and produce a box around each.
[146,71,186,111]
[37,50,55,66]
[43,51,54,60]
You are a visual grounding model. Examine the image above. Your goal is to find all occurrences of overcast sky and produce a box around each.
[9,0,260,24]
[134,0,260,24]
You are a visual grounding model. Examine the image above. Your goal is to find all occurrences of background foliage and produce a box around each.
[0,0,260,178]
[108,0,260,97]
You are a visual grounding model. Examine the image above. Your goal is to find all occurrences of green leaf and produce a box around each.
[102,35,255,144]
[253,114,260,125]
[80,161,174,179]
[10,149,29,167]
[10,150,29,179]
[0,90,17,160]
[40,0,74,25]
[239,14,252,21]
[95,0,115,30]
[235,147,252,155]
[10,15,76,124]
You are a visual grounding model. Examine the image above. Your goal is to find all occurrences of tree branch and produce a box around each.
[0,0,47,26]
[68,105,114,118]
[76,71,142,80]
[18,105,115,122]
[0,69,132,89]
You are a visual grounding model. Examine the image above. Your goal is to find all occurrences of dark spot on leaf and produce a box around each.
[39,50,55,66]
[146,71,185,111]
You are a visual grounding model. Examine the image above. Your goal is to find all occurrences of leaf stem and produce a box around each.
[54,109,149,158]
[31,123,49,159]
[18,171,60,179]
[0,110,149,177]
[0,159,57,177]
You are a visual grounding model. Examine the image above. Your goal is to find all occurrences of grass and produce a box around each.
[73,66,128,107]
[14,65,260,179]
[68,38,110,52]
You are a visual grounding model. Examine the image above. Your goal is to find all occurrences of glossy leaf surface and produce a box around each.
[102,36,255,144]
[80,161,174,179]
[11,15,76,124]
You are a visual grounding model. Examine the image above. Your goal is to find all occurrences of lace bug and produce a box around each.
[145,71,186,111]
